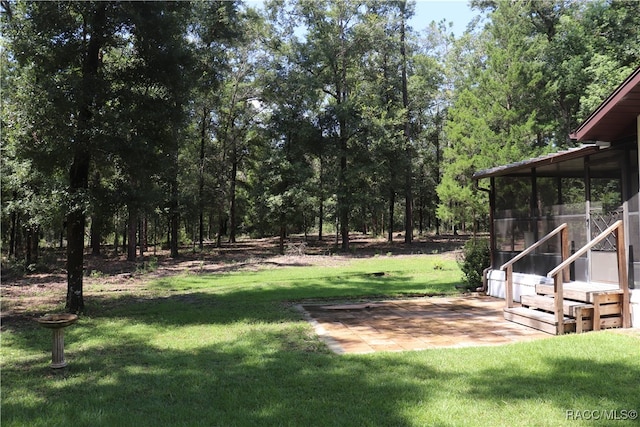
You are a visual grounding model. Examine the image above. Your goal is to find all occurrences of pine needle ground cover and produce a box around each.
[2,256,639,426]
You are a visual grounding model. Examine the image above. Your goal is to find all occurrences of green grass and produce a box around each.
[2,256,639,426]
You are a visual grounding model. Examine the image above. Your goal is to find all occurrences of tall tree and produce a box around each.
[122,2,195,259]
[439,0,549,232]
[5,2,124,312]
[209,8,266,244]
[189,1,242,248]
[410,22,449,236]
[4,2,195,310]
[296,0,367,251]
[398,1,414,243]
[257,8,324,249]
[355,2,404,242]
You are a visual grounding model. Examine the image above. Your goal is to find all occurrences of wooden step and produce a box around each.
[504,307,575,335]
[536,281,622,303]
[520,295,593,317]
[580,316,623,331]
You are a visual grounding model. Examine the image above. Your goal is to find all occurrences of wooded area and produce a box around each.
[2,0,639,311]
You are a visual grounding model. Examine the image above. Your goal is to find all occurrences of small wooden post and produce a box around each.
[505,265,514,309]
[554,273,564,335]
[614,225,630,328]
[575,307,584,334]
[561,227,570,283]
[593,293,601,331]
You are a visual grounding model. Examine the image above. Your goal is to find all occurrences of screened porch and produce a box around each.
[477,141,639,289]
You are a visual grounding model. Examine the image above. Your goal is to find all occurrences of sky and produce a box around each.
[410,1,479,36]
[244,0,481,38]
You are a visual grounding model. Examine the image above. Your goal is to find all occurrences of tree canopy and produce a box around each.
[2,0,638,311]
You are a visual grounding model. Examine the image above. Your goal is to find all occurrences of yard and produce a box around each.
[2,237,639,426]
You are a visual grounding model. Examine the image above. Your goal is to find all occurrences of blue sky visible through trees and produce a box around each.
[244,0,479,37]
[410,0,478,36]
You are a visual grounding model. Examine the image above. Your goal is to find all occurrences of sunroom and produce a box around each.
[473,66,640,334]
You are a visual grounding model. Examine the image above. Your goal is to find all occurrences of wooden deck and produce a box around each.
[501,221,630,335]
[505,281,624,335]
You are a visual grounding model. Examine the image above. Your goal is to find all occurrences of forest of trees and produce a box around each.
[2,0,639,311]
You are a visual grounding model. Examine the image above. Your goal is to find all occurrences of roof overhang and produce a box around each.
[473,144,601,179]
[474,66,640,181]
[570,66,640,143]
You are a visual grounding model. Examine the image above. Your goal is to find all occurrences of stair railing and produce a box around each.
[500,223,569,309]
[547,220,629,334]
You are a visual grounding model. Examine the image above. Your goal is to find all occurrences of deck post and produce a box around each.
[575,307,584,334]
[593,293,601,331]
[561,227,570,283]
[554,274,564,335]
[505,265,514,308]
[614,225,630,328]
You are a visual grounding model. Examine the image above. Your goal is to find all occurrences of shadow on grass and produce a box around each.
[1,266,459,426]
[471,357,639,396]
[463,354,640,426]
[0,269,461,359]
[61,273,462,328]
[2,325,439,426]
[4,324,639,426]
[3,277,640,427]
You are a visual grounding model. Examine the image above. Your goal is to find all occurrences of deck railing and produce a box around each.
[547,220,629,334]
[500,223,569,309]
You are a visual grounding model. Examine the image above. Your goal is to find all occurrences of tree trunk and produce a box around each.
[166,217,170,250]
[113,215,119,255]
[153,216,158,256]
[66,3,106,313]
[199,107,207,250]
[143,216,148,251]
[404,174,413,243]
[418,195,424,235]
[15,221,23,261]
[318,157,324,241]
[400,9,412,244]
[25,226,32,266]
[318,198,324,241]
[66,151,90,313]
[170,197,179,258]
[170,149,179,258]
[279,215,286,255]
[66,205,86,313]
[229,157,238,244]
[208,210,214,240]
[127,207,137,261]
[59,221,65,250]
[337,17,349,252]
[123,221,127,254]
[31,226,39,263]
[9,205,17,257]
[199,211,204,249]
[371,208,379,236]
[338,133,349,251]
[435,113,442,236]
[90,214,101,256]
[388,191,395,243]
[216,213,224,248]
[139,216,146,258]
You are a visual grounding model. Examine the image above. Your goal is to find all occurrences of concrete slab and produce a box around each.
[299,295,551,354]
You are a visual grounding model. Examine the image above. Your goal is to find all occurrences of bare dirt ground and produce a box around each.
[1,233,470,329]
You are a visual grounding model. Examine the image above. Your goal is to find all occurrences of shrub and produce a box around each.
[457,238,490,290]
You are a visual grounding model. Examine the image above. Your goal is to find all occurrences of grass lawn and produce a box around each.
[2,255,639,426]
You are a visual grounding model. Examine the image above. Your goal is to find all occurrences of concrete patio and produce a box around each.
[299,295,551,354]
